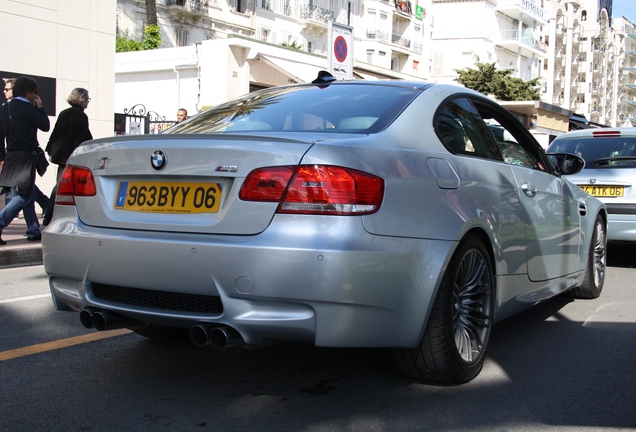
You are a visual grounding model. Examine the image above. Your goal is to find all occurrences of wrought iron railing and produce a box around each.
[165,0,209,14]
[299,4,334,24]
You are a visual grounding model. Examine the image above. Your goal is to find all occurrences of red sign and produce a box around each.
[334,36,348,63]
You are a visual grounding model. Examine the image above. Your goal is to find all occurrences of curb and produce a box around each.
[0,246,43,269]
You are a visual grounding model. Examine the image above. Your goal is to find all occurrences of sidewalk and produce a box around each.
[0,207,44,269]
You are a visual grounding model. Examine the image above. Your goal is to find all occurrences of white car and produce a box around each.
[548,128,636,242]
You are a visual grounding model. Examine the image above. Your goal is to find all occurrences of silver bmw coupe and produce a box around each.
[43,73,607,384]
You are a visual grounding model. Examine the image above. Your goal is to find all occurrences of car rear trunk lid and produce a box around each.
[67,134,315,235]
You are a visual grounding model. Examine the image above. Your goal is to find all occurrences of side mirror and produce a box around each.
[547,153,586,175]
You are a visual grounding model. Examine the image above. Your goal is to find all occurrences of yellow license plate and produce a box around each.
[580,185,624,197]
[115,181,222,213]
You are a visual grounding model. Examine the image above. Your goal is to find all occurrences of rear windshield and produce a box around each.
[548,136,636,168]
[167,83,420,134]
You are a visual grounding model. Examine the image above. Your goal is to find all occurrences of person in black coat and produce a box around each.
[43,88,93,225]
[0,77,50,243]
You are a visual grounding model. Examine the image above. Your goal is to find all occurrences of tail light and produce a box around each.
[55,165,97,205]
[239,165,384,215]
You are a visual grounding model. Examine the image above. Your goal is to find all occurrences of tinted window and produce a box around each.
[169,83,420,134]
[473,100,547,171]
[548,137,636,168]
[435,98,502,160]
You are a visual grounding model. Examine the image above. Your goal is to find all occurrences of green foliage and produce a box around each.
[454,62,541,101]
[142,25,162,50]
[281,41,302,50]
[116,29,143,52]
[115,25,162,53]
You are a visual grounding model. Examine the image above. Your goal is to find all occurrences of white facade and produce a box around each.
[428,0,636,128]
[1,0,116,192]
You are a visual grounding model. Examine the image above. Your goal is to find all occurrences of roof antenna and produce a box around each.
[312,71,336,85]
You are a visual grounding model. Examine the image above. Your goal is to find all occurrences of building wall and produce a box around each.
[0,0,116,192]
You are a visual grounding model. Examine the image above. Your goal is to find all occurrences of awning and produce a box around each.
[353,70,381,80]
[248,54,326,85]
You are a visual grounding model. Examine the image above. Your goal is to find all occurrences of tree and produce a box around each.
[142,25,162,50]
[454,62,541,101]
[145,0,158,26]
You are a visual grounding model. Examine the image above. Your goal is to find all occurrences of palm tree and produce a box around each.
[145,0,158,26]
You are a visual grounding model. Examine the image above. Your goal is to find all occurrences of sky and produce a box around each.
[612,0,636,21]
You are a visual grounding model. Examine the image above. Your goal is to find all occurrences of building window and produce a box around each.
[433,51,443,76]
[176,27,189,47]
[307,41,313,53]
[261,28,270,42]
[391,58,400,72]
[367,50,374,64]
[413,60,419,74]
[232,0,248,13]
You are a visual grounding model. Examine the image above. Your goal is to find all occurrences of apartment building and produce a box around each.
[614,16,636,126]
[115,0,634,127]
[116,0,431,76]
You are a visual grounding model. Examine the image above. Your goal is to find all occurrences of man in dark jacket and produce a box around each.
[0,77,50,244]
[3,78,50,215]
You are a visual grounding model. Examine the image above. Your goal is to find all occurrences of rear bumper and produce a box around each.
[42,211,454,348]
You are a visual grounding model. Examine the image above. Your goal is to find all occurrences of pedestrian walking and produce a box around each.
[43,88,93,225]
[2,78,50,216]
[0,77,50,244]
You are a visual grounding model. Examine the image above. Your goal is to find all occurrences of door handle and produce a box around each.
[521,182,537,197]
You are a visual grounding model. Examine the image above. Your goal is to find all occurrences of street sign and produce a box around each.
[328,22,353,80]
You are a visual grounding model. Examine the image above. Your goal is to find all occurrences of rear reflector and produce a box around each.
[239,165,384,215]
[55,165,97,205]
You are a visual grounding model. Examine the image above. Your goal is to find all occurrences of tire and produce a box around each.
[568,214,606,299]
[394,236,494,384]
[132,324,191,342]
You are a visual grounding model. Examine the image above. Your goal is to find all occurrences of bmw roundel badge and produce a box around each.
[151,150,167,170]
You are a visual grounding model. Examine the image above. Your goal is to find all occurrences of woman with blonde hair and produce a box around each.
[43,87,93,225]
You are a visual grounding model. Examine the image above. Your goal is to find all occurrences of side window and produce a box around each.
[494,131,542,169]
[473,100,547,171]
[436,98,502,161]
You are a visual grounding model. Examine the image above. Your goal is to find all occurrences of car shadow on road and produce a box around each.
[607,241,636,268]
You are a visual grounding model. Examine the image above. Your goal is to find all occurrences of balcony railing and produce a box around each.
[392,33,411,49]
[366,29,389,43]
[499,29,547,53]
[299,4,334,24]
[165,0,209,13]
[367,28,416,51]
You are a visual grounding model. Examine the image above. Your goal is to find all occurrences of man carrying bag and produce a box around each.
[0,76,50,244]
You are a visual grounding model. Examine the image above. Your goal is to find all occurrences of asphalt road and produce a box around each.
[1,245,635,432]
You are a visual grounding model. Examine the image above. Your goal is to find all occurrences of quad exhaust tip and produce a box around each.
[79,309,244,349]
